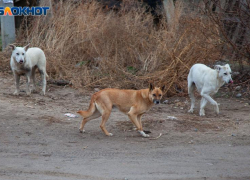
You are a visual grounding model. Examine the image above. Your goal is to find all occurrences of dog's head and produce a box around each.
[148,83,165,104]
[9,44,30,65]
[215,64,233,84]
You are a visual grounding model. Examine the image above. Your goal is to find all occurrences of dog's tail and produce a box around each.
[77,96,96,118]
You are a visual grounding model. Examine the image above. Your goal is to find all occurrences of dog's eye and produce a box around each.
[16,53,19,55]
[153,94,156,97]
[224,73,227,75]
[22,53,24,55]
[159,94,162,97]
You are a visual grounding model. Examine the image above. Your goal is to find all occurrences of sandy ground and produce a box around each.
[0,72,250,180]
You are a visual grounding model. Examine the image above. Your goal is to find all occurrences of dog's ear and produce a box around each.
[9,44,16,51]
[214,65,221,72]
[160,85,165,91]
[149,83,155,91]
[225,64,230,68]
[24,43,30,51]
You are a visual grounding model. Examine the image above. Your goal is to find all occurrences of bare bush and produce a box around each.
[12,0,222,95]
[203,0,250,70]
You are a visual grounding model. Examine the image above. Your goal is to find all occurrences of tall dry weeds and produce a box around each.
[14,1,223,96]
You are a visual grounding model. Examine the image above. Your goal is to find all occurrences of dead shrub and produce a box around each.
[10,1,223,96]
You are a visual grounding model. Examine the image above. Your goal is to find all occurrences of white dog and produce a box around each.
[188,63,233,116]
[9,44,48,95]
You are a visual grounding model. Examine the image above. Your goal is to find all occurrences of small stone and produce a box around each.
[188,140,194,144]
[163,100,169,104]
[94,88,100,92]
[236,93,242,98]
[235,86,241,91]
[167,116,177,120]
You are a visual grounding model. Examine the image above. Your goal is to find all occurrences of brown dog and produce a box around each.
[77,84,165,138]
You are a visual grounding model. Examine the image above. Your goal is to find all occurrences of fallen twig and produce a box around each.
[149,133,162,140]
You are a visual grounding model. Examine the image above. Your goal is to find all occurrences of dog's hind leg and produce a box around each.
[199,97,207,116]
[38,68,47,95]
[79,110,101,133]
[96,103,113,136]
[13,73,20,95]
[188,78,195,113]
[100,111,112,136]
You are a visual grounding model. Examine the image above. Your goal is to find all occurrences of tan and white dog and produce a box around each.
[9,44,48,95]
[77,84,165,137]
[188,63,233,116]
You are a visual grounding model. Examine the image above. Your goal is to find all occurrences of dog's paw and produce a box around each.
[199,109,205,116]
[188,109,194,113]
[199,110,204,116]
[79,129,85,133]
[214,106,219,114]
[138,131,150,138]
[26,91,31,95]
[108,133,113,136]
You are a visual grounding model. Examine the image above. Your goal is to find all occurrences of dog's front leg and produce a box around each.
[128,109,149,138]
[137,114,143,131]
[31,68,37,92]
[25,73,31,95]
[13,72,20,95]
[201,93,219,115]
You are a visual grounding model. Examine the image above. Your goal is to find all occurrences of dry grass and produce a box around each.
[3,1,223,96]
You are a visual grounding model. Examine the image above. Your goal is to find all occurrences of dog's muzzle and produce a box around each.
[229,79,233,84]
[153,100,160,104]
[19,60,24,64]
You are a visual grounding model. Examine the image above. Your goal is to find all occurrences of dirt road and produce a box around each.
[0,73,250,180]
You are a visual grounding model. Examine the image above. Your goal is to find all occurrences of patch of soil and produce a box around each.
[39,116,70,126]
[173,115,234,132]
[0,72,250,180]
